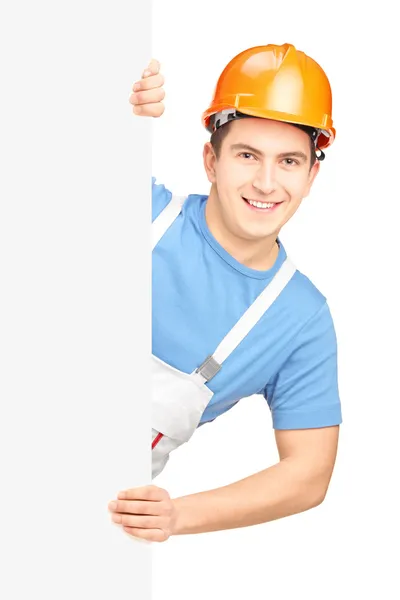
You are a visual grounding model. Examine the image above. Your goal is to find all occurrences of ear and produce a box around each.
[203,142,217,184]
[303,159,321,198]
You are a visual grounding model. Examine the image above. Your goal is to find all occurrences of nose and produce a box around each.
[252,163,277,196]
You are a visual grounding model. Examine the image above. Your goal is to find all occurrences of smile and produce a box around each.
[242,197,282,212]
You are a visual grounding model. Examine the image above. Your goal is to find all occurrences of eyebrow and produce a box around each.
[230,143,308,162]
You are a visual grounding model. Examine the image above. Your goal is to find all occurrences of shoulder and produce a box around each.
[152,177,205,222]
[152,177,172,221]
[290,269,328,315]
[276,246,329,319]
[284,268,337,354]
[273,256,337,354]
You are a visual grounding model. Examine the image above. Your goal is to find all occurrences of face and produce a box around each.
[203,118,320,243]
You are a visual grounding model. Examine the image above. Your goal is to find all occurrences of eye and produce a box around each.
[238,152,256,160]
[282,158,300,166]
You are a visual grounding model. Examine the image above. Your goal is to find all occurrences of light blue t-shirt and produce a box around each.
[152,177,342,430]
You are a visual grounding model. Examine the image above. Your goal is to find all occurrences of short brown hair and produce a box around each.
[210,119,318,168]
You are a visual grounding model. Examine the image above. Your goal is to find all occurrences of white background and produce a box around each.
[1,2,152,599]
[152,1,400,599]
[1,1,399,599]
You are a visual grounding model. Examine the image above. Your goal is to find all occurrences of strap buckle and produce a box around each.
[195,355,221,382]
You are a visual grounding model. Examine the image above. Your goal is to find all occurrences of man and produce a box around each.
[108,43,342,542]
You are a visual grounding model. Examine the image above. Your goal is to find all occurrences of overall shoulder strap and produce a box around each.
[194,258,297,382]
[152,195,186,250]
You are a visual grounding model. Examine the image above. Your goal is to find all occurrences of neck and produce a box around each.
[205,189,279,271]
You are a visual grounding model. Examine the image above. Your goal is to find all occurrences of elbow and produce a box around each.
[306,479,331,510]
[309,491,326,509]
[303,461,336,510]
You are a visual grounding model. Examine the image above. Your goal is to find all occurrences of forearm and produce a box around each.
[171,458,327,535]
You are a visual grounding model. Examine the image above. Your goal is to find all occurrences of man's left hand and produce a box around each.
[108,485,176,542]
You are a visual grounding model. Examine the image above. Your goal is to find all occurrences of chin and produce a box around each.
[239,226,278,241]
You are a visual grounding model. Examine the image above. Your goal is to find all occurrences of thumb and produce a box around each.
[142,58,160,78]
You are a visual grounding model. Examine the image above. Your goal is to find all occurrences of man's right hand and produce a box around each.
[129,59,165,118]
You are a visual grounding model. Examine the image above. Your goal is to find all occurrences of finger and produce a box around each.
[132,102,165,118]
[108,500,160,516]
[119,485,168,502]
[129,87,165,107]
[133,73,164,92]
[112,513,163,529]
[142,58,160,78]
[123,526,169,543]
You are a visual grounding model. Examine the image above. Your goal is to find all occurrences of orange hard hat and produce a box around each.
[202,43,335,151]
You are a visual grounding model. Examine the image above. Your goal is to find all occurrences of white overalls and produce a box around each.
[151,195,296,479]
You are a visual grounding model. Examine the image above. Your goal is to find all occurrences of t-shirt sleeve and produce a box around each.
[264,301,342,429]
[152,176,172,222]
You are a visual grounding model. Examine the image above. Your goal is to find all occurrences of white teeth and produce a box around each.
[248,199,275,209]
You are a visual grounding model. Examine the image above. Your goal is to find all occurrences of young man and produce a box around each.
[108,43,342,542]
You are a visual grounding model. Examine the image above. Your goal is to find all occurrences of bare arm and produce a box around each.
[171,425,339,535]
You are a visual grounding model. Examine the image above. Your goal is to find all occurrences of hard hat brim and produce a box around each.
[202,105,335,150]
